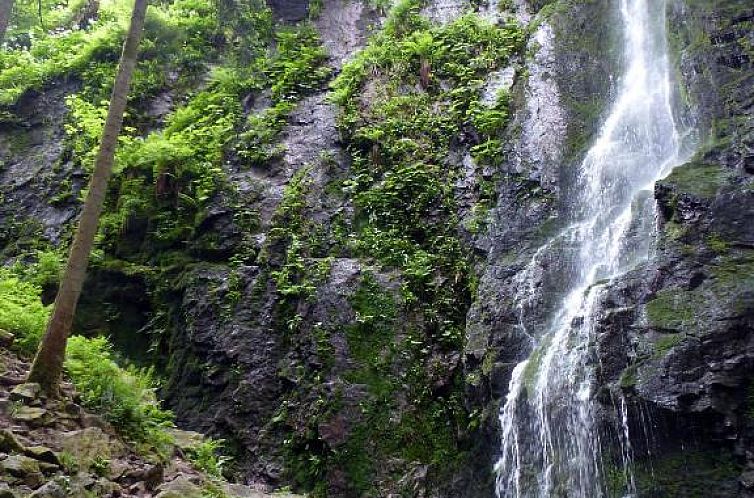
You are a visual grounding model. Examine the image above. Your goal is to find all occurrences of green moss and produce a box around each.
[663,220,688,240]
[710,251,754,284]
[522,336,551,390]
[653,333,685,357]
[343,274,398,396]
[645,289,697,331]
[633,449,741,497]
[662,160,731,199]
[706,233,731,254]
[710,251,754,315]
[619,364,638,389]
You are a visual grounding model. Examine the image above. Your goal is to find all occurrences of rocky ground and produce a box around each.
[0,335,301,498]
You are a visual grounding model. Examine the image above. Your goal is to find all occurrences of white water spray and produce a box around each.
[494,1,692,496]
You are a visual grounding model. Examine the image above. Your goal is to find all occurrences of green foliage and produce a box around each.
[58,450,80,473]
[0,266,175,456]
[331,7,522,348]
[65,336,175,455]
[0,271,50,354]
[90,455,112,477]
[269,26,331,102]
[0,0,221,107]
[238,25,330,166]
[14,249,64,289]
[186,438,233,478]
[279,6,524,494]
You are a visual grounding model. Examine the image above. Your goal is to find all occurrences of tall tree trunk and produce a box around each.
[0,0,14,44]
[27,0,149,396]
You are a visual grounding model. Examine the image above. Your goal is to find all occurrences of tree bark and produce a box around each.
[27,0,149,395]
[0,0,14,44]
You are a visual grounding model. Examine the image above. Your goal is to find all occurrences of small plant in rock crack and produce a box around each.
[187,438,233,478]
[58,451,80,473]
[90,455,111,477]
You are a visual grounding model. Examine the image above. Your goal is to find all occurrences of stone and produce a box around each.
[23,447,60,466]
[38,461,60,475]
[29,481,66,498]
[80,413,112,431]
[0,330,14,348]
[123,463,163,490]
[11,407,50,427]
[60,428,124,469]
[0,430,24,454]
[0,482,17,498]
[742,468,754,489]
[167,428,205,453]
[154,475,204,498]
[9,383,41,403]
[0,454,40,477]
[128,481,146,494]
[91,478,120,496]
[109,459,130,480]
[223,483,302,497]
[66,472,96,496]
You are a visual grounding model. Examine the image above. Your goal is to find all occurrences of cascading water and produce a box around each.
[494,0,692,496]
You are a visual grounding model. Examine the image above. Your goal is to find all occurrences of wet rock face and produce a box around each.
[462,0,619,479]
[0,82,82,259]
[586,0,754,493]
[268,0,310,22]
[1,0,751,495]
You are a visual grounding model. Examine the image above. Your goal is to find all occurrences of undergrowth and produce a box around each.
[0,265,175,457]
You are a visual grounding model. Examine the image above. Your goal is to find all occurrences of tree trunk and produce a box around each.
[27,0,149,396]
[0,0,14,44]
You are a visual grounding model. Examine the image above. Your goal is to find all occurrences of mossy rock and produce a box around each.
[645,289,698,331]
[0,429,24,454]
[634,448,741,497]
[661,161,731,199]
[0,454,40,477]
[154,476,203,498]
[59,427,125,469]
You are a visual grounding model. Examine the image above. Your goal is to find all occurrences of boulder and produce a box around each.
[66,472,96,496]
[60,427,124,468]
[11,407,50,427]
[23,447,60,466]
[122,463,164,490]
[154,475,204,498]
[167,428,205,454]
[0,330,14,348]
[91,478,120,496]
[1,454,40,477]
[0,430,24,454]
[0,482,17,498]
[29,481,66,498]
[9,383,41,403]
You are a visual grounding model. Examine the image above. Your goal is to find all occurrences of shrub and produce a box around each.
[0,270,175,456]
[0,272,50,354]
[65,336,175,455]
[186,438,232,478]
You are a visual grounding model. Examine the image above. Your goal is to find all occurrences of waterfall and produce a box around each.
[494,1,692,496]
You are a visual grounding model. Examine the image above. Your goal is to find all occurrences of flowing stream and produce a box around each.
[494,0,692,496]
